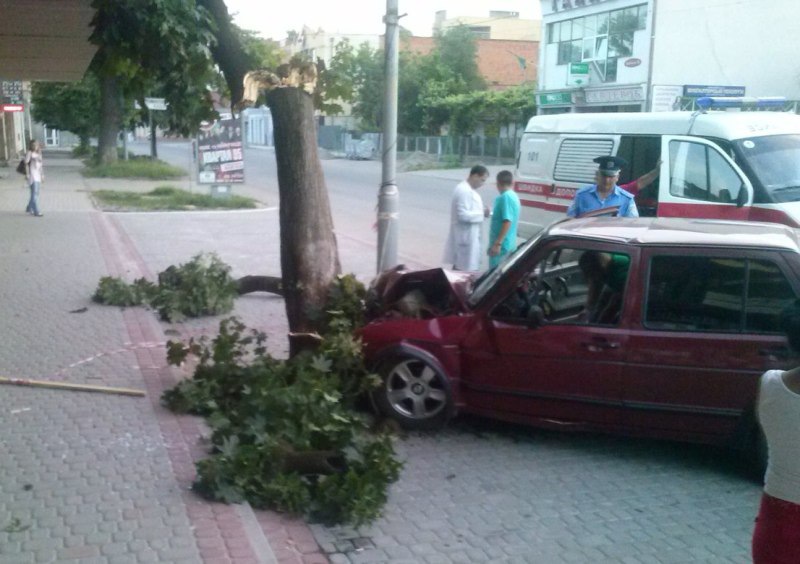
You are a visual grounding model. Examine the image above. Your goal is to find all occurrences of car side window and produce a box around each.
[645,255,797,333]
[492,247,630,326]
[745,259,797,332]
[669,140,744,203]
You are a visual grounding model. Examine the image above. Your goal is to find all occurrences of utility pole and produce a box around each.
[377,0,400,273]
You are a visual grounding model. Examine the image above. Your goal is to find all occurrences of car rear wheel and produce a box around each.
[373,355,453,430]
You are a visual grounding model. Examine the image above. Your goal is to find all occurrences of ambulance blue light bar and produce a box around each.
[696,96,787,110]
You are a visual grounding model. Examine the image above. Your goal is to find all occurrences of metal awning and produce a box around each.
[0,0,96,82]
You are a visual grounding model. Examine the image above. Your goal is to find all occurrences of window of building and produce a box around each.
[469,26,491,39]
[549,4,647,81]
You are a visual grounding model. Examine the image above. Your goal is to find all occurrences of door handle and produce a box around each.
[759,347,790,359]
[581,338,620,351]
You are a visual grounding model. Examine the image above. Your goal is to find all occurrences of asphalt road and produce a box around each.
[138,140,562,273]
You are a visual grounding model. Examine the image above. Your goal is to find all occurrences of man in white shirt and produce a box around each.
[443,165,490,271]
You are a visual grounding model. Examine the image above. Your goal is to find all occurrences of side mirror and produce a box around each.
[736,184,748,208]
[527,305,545,329]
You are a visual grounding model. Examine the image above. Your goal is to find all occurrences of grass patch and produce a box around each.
[84,158,186,179]
[92,186,258,211]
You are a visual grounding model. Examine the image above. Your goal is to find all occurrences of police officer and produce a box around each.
[567,156,639,218]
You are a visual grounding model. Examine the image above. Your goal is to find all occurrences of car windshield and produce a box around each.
[467,229,545,308]
[735,134,800,203]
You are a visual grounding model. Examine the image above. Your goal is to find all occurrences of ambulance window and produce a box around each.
[669,141,708,200]
[708,150,743,203]
[668,140,743,203]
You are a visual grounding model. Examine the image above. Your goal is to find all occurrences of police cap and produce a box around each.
[593,155,627,176]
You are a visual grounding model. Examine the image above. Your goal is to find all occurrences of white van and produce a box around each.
[515,101,800,237]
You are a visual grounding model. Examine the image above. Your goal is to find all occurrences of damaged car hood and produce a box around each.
[366,266,477,320]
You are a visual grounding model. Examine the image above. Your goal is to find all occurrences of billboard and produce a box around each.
[197,118,244,184]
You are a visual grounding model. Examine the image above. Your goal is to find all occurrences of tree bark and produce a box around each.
[198,0,250,110]
[97,71,120,165]
[267,88,341,356]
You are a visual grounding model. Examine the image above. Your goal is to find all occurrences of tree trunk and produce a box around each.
[97,72,120,165]
[267,87,340,356]
[197,0,250,111]
[149,113,157,159]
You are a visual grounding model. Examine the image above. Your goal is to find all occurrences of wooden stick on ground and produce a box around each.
[0,377,146,397]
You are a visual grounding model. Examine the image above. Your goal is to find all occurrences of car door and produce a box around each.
[459,241,635,429]
[621,247,797,442]
[657,135,754,221]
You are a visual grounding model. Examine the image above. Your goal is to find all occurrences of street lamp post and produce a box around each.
[377,0,400,273]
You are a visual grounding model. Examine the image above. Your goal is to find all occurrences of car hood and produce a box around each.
[366,265,477,320]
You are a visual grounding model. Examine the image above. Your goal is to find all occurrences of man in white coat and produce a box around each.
[443,165,490,271]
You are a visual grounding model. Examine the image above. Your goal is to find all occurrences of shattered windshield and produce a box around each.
[735,134,800,203]
[467,230,544,308]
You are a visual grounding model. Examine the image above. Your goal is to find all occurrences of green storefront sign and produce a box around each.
[538,92,573,106]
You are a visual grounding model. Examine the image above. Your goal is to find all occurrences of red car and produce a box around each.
[361,217,800,464]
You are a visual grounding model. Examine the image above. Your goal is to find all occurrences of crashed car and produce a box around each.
[360,216,800,462]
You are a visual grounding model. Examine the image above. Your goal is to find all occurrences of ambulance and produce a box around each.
[514,97,800,237]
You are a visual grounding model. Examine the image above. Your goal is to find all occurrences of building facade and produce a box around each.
[433,10,541,41]
[536,0,800,114]
[403,36,538,91]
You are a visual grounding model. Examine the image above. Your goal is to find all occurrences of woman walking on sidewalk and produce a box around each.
[752,303,800,563]
[24,139,44,217]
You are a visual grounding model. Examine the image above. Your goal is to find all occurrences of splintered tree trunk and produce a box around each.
[268,87,341,356]
[97,73,121,165]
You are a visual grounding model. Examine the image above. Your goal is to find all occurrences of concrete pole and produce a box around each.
[377,0,400,273]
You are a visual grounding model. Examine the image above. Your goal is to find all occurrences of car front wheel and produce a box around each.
[373,355,453,430]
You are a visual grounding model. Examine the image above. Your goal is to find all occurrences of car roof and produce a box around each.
[524,111,800,141]
[546,217,800,253]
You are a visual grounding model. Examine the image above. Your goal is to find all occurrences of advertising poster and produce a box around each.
[197,118,244,184]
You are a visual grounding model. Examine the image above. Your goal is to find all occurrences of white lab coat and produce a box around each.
[443,180,485,271]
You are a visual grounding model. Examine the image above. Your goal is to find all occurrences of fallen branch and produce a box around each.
[236,275,284,296]
[0,377,146,397]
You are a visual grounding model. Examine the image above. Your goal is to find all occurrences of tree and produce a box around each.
[89,0,216,164]
[31,75,101,151]
[197,2,342,356]
[424,84,537,139]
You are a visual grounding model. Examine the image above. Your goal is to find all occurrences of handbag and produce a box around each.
[16,158,26,175]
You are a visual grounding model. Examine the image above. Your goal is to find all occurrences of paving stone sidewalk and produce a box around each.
[0,154,327,564]
[0,153,764,564]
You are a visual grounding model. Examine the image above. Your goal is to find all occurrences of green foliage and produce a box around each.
[89,0,218,156]
[161,278,400,526]
[31,76,100,147]
[423,84,537,137]
[83,159,187,179]
[153,255,238,321]
[92,253,238,322]
[92,276,155,307]
[398,27,485,134]
[237,27,284,70]
[92,186,257,211]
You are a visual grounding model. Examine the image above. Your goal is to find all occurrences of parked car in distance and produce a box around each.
[361,217,800,468]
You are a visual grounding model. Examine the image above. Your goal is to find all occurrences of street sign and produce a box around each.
[567,62,589,87]
[144,97,167,111]
[0,80,23,104]
[537,91,573,106]
[1,103,23,112]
